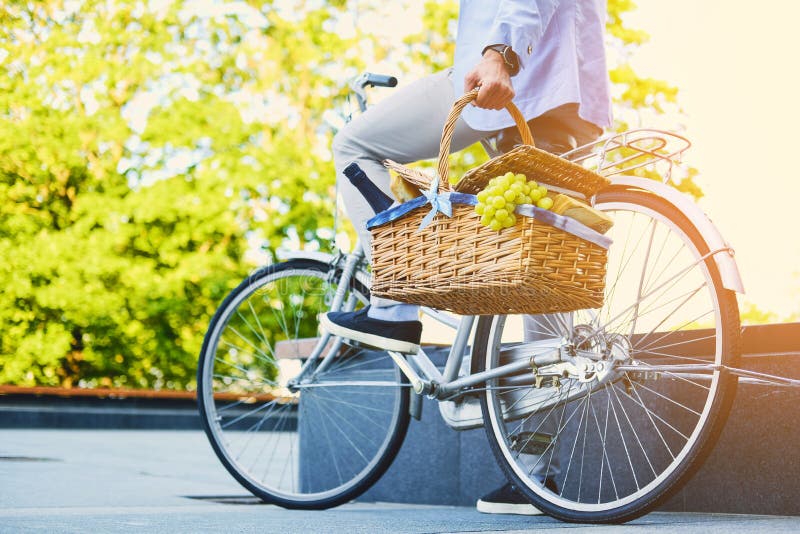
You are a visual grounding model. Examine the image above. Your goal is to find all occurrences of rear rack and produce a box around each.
[562,128,692,181]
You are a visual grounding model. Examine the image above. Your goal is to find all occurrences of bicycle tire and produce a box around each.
[475,189,741,523]
[197,259,410,509]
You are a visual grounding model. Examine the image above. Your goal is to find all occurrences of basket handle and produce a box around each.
[436,88,535,191]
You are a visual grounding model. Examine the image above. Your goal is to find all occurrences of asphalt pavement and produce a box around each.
[1,429,798,533]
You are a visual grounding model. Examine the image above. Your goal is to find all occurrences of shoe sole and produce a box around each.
[476,499,545,515]
[319,314,420,354]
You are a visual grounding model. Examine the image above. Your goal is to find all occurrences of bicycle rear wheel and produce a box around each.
[476,189,741,523]
[197,259,410,509]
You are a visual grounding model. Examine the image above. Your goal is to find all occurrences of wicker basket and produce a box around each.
[367,90,610,315]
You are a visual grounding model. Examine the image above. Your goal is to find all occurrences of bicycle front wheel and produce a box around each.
[197,259,410,509]
[476,189,741,523]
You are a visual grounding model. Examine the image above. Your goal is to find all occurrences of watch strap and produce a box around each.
[483,44,520,76]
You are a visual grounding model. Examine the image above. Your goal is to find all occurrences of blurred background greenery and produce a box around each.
[0,0,685,390]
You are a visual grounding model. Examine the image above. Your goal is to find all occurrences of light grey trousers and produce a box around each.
[333,69,489,268]
[332,68,601,481]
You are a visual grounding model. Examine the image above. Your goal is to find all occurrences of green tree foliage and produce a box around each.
[1,0,699,390]
[0,0,366,389]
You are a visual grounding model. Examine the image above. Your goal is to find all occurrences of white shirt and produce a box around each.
[454,0,613,132]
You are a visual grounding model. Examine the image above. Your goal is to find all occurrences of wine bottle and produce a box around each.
[343,163,394,214]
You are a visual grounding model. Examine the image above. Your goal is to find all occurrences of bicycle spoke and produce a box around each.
[562,388,591,499]
[603,253,710,332]
[601,210,645,328]
[609,383,657,479]
[317,402,345,486]
[591,395,619,502]
[221,398,280,430]
[628,218,657,337]
[222,332,278,370]
[235,402,285,465]
[236,306,273,358]
[316,401,372,465]
[608,282,707,336]
[509,385,567,452]
[641,222,671,292]
[633,332,717,355]
[612,382,690,442]
[323,353,395,375]
[212,371,277,389]
[632,380,701,417]
[629,383,678,460]
[254,402,295,478]
[627,348,712,365]
[524,381,580,476]
[629,363,711,391]
[606,383,640,490]
[318,400,382,450]
[578,387,593,501]
[633,308,716,357]
[309,389,395,415]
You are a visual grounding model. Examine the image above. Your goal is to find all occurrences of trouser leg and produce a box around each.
[332,69,492,307]
[514,107,600,483]
[518,313,574,480]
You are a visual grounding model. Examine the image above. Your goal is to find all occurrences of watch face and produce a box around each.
[485,45,519,75]
[501,46,519,75]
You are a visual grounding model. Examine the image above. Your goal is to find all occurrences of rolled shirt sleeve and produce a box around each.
[455,0,612,131]
[484,0,561,69]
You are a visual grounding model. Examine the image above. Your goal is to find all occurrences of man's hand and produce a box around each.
[464,50,515,110]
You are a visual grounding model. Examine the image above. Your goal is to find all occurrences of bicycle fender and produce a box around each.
[279,250,337,264]
[279,250,373,290]
[606,176,745,294]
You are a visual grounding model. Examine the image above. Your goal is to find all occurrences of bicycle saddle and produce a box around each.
[496,117,578,154]
[495,103,583,156]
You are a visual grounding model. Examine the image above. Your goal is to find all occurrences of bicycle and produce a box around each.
[196,72,750,524]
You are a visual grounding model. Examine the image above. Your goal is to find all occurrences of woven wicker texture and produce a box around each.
[455,144,609,197]
[383,89,610,198]
[371,89,608,315]
[370,205,607,315]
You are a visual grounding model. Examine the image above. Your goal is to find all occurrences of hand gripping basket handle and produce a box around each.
[436,88,535,192]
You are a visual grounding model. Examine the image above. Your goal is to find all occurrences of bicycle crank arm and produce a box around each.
[388,351,431,395]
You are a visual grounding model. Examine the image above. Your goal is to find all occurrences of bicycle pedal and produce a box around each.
[509,432,553,455]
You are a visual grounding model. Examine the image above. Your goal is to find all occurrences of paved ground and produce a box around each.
[1,430,798,533]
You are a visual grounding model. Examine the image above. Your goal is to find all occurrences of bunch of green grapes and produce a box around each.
[474,172,554,231]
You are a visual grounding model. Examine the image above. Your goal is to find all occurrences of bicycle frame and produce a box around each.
[288,241,580,403]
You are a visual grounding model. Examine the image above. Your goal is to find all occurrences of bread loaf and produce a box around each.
[390,172,422,203]
[552,194,614,234]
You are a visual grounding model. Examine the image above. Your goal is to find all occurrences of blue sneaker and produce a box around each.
[476,479,558,515]
[320,306,422,354]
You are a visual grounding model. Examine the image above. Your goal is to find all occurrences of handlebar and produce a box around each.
[359,73,398,88]
[349,72,398,113]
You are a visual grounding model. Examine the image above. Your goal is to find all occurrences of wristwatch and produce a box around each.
[483,44,520,76]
